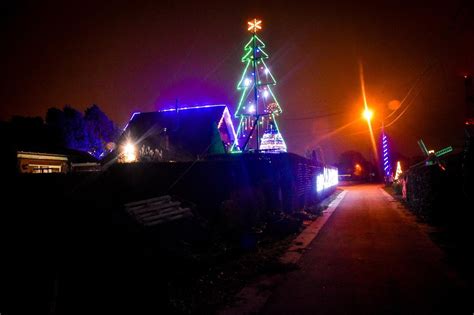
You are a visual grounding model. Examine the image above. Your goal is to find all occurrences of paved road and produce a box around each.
[262,184,470,314]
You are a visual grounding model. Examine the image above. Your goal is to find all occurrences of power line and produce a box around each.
[283,111,343,121]
[381,1,469,127]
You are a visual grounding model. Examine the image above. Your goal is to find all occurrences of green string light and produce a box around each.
[232,22,286,152]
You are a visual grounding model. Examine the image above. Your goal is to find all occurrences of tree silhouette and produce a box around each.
[337,150,377,180]
[84,104,120,158]
[45,104,119,158]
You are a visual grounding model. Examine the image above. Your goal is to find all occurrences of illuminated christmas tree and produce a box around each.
[232,19,287,152]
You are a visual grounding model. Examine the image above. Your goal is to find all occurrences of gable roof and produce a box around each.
[117,104,236,161]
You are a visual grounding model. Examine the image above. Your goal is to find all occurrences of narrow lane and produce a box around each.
[262,184,469,314]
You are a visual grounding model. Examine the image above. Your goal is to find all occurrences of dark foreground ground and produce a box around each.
[2,174,471,314]
[0,172,336,315]
[261,184,472,314]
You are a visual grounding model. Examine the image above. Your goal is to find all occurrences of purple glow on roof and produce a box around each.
[159,104,227,112]
[161,104,238,145]
[154,77,232,111]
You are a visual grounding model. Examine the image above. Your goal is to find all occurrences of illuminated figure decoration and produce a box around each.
[417,138,453,170]
[394,161,402,181]
[233,19,287,152]
[259,121,287,151]
[382,132,391,178]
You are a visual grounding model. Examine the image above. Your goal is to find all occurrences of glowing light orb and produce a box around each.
[123,142,137,163]
[363,108,373,121]
[388,99,401,111]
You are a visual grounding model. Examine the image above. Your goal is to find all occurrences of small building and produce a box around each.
[17,151,68,173]
[16,148,100,174]
[111,104,237,163]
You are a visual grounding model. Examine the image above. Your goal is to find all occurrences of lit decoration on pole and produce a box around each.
[394,161,402,181]
[232,18,287,152]
[382,132,391,178]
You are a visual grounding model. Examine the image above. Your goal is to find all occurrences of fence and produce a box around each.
[106,152,338,219]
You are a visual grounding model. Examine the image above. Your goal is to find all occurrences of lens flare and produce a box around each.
[363,108,373,121]
[359,61,379,164]
[122,142,137,163]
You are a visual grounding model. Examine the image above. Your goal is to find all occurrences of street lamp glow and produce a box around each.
[363,108,373,121]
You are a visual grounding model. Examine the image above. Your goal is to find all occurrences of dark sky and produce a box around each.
[1,0,473,163]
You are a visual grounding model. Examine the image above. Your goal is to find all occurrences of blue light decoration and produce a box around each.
[382,132,391,177]
[123,111,141,131]
[232,19,287,152]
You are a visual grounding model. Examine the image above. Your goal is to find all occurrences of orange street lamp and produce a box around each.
[363,108,373,122]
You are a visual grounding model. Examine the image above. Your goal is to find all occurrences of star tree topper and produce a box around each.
[247,19,262,33]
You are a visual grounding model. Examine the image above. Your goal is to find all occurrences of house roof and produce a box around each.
[15,147,98,163]
[118,104,235,160]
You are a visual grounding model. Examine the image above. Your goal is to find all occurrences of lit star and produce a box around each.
[247,19,262,33]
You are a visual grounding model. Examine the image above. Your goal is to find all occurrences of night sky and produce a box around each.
[2,0,473,163]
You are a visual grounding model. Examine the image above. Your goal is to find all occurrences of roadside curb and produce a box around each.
[280,190,347,265]
[220,189,348,315]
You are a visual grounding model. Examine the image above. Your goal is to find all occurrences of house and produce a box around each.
[111,104,237,163]
[16,148,100,174]
[17,151,68,173]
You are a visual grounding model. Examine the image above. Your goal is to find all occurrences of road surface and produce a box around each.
[262,184,470,314]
